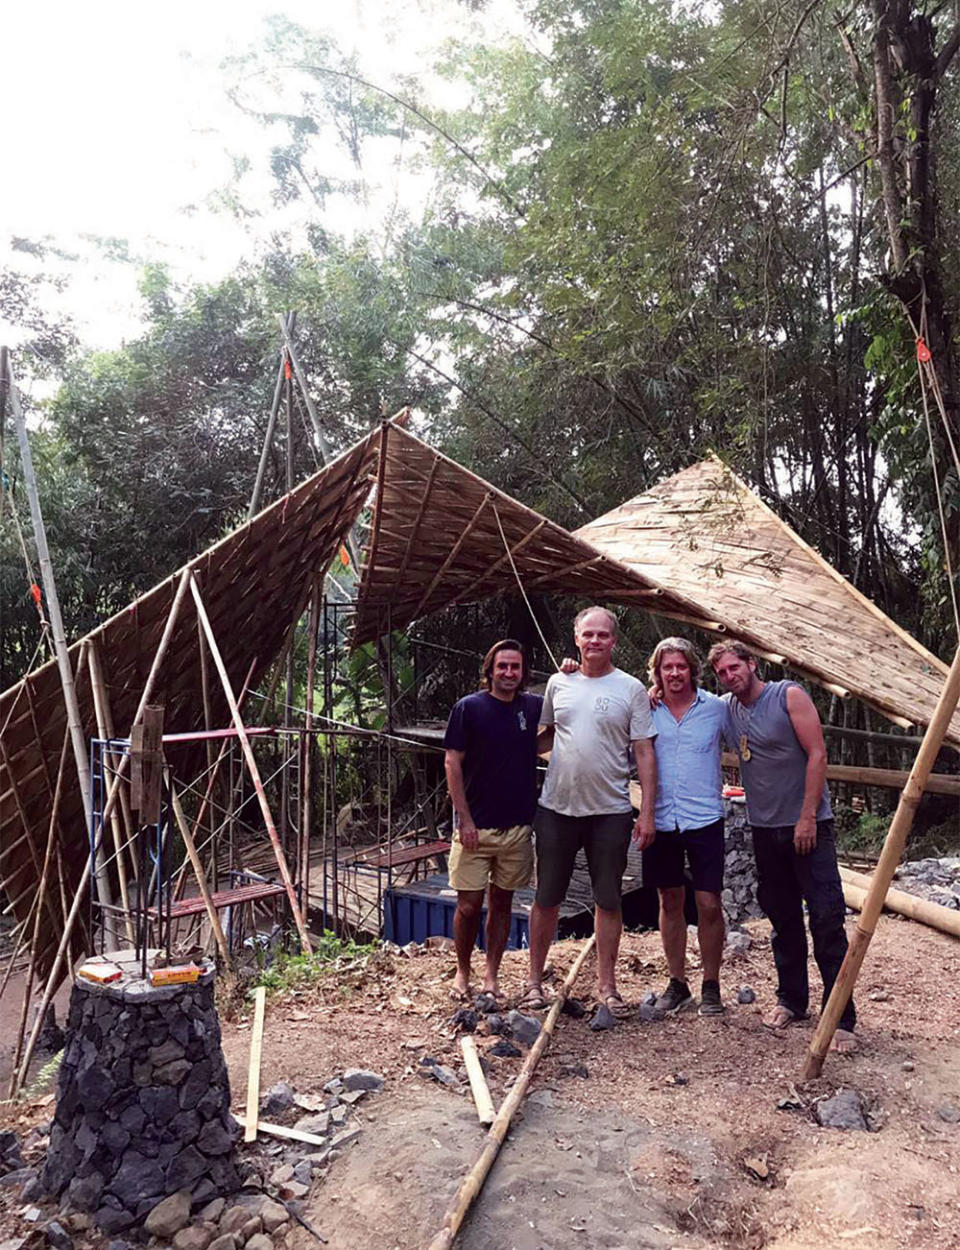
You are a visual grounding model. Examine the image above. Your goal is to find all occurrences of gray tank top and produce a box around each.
[724,681,832,827]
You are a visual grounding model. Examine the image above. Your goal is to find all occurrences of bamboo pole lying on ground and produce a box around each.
[425,936,596,1250]
[801,645,960,1081]
[839,867,960,940]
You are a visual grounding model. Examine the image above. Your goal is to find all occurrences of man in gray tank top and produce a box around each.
[708,640,856,1052]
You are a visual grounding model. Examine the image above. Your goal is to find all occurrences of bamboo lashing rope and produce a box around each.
[425,935,595,1250]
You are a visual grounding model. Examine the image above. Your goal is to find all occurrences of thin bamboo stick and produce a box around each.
[189,574,312,956]
[801,645,960,1080]
[425,936,596,1250]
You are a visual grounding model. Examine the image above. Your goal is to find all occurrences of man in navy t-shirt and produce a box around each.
[444,639,543,1001]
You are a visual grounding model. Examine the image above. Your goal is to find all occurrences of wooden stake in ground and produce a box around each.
[801,645,960,1081]
[244,985,267,1143]
[425,936,596,1250]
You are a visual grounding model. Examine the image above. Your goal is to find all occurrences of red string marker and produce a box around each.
[30,583,42,605]
[917,337,932,363]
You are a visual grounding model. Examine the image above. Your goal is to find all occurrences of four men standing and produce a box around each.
[443,614,855,1051]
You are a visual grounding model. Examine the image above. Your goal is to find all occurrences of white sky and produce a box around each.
[0,0,520,350]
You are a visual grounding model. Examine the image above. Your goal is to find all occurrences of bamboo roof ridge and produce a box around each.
[350,421,719,643]
[576,455,960,745]
[0,429,380,980]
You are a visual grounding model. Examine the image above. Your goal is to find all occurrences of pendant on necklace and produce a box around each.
[738,733,752,761]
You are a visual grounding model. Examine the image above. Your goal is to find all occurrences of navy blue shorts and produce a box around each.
[641,819,725,895]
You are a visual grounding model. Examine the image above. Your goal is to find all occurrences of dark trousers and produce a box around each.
[752,820,855,1031]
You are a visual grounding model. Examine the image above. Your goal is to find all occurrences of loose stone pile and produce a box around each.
[42,954,240,1234]
[894,856,960,909]
[721,800,763,925]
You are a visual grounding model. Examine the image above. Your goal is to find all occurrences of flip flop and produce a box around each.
[764,1004,804,1030]
[449,985,471,1003]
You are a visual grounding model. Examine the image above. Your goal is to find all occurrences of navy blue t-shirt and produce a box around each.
[443,690,544,830]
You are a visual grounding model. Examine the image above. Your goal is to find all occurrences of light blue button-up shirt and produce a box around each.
[651,689,731,832]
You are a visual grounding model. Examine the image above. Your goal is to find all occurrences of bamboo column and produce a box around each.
[5,355,116,945]
[801,644,960,1080]
[188,573,313,955]
[425,936,596,1250]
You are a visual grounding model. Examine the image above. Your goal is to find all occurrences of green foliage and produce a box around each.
[252,931,378,993]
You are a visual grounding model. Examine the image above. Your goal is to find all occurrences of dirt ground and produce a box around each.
[224,913,959,1250]
[2,912,959,1250]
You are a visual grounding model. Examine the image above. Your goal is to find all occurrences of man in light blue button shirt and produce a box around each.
[644,638,732,1017]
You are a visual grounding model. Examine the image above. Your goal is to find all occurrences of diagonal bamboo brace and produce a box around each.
[801,644,960,1081]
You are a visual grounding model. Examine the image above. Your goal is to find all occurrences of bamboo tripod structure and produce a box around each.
[801,644,960,1080]
[425,936,596,1250]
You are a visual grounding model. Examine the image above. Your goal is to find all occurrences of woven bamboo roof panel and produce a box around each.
[576,455,960,744]
[0,429,379,977]
[350,422,718,643]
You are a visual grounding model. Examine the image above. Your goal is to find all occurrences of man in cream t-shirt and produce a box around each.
[522,607,657,1018]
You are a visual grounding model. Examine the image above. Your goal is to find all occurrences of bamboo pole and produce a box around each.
[249,312,295,520]
[86,639,139,881]
[169,785,233,970]
[425,936,596,1250]
[839,868,960,939]
[13,566,193,1095]
[8,733,69,1096]
[5,356,116,945]
[86,641,135,944]
[801,645,960,1081]
[189,573,312,955]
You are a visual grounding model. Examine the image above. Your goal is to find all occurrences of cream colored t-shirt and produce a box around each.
[539,668,655,816]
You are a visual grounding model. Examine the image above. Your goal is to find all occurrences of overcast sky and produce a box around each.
[1,0,517,349]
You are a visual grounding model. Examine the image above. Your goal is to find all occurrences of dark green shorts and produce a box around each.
[533,805,633,912]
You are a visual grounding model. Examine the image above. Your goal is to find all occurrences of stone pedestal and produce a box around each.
[722,799,762,923]
[43,951,240,1234]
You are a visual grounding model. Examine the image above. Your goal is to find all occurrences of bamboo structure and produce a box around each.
[189,573,312,955]
[576,455,960,745]
[425,937,596,1250]
[800,645,960,1080]
[839,868,960,939]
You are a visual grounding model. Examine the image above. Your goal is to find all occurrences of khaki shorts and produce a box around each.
[448,824,534,892]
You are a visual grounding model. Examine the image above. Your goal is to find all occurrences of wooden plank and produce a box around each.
[244,985,267,1143]
[255,1119,329,1147]
[461,1036,495,1126]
